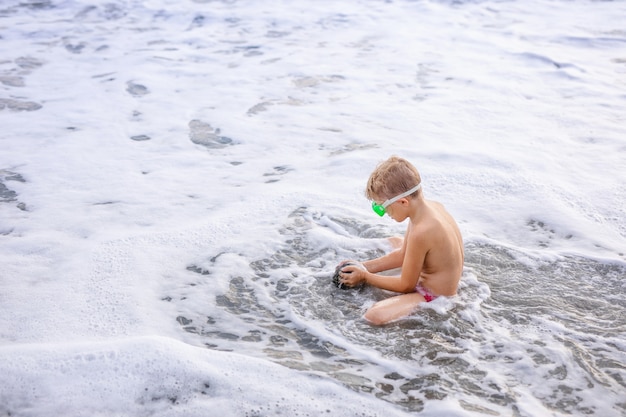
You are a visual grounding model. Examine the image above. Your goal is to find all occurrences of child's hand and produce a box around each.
[336,261,367,287]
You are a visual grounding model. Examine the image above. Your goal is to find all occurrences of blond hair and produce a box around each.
[366,156,422,200]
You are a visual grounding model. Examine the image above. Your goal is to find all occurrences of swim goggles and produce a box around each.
[371,184,421,217]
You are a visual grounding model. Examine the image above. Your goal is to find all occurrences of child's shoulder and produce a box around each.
[411,201,453,233]
[425,199,445,211]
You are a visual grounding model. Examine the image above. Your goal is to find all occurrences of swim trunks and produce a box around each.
[415,284,438,302]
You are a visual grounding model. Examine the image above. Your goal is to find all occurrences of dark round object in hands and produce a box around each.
[332,262,356,290]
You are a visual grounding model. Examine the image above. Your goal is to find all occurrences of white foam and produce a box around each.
[0,336,413,417]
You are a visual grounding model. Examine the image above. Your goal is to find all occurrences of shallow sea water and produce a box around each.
[1,0,625,416]
[173,208,626,415]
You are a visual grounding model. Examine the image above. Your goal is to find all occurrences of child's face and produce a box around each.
[384,199,399,218]
[370,184,421,218]
[371,195,402,219]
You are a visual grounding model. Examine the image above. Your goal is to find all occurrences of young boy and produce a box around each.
[337,156,464,325]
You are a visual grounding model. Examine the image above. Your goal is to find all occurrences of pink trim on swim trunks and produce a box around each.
[415,284,438,302]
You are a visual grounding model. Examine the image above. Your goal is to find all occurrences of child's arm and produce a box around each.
[342,229,428,293]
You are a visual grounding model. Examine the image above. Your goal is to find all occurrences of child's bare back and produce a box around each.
[406,200,464,297]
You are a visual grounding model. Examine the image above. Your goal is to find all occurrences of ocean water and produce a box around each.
[1,0,625,416]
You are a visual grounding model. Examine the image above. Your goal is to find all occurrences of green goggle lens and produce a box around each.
[372,202,386,217]
[370,184,422,218]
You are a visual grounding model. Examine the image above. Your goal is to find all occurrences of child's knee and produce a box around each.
[388,236,403,249]
[364,307,387,326]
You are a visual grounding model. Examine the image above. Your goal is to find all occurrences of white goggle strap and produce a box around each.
[382,184,422,209]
